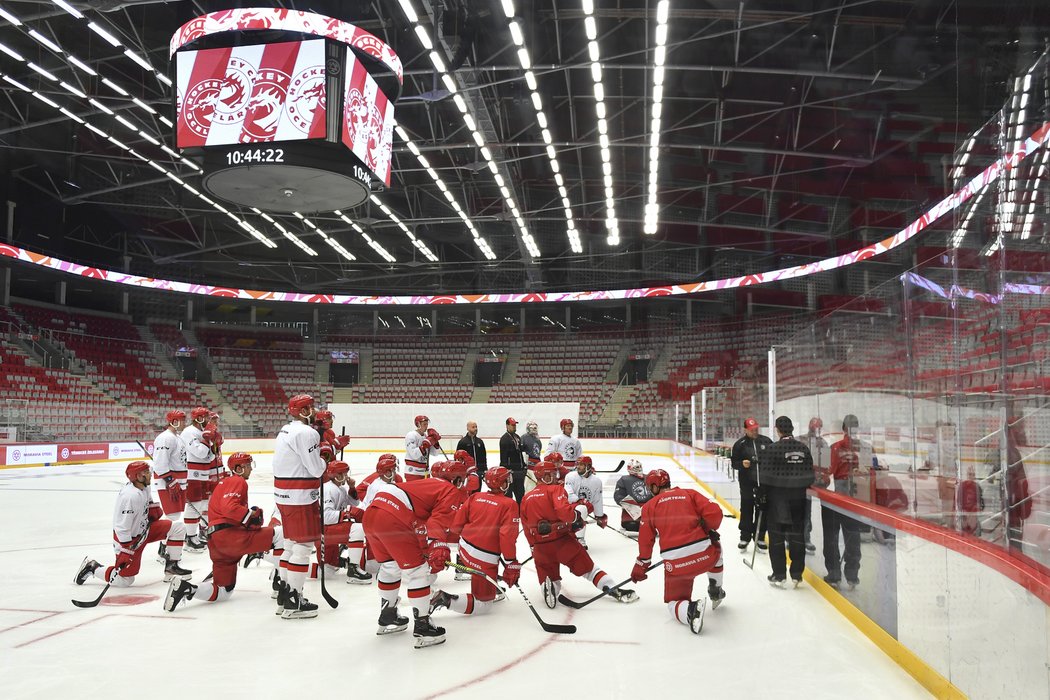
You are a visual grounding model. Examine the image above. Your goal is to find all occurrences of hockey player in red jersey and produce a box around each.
[430,466,521,617]
[181,406,215,551]
[75,461,192,588]
[362,460,467,648]
[521,460,637,608]
[317,460,371,584]
[163,452,286,612]
[272,394,333,619]
[630,469,725,635]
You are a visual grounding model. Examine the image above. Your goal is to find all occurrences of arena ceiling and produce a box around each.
[0,0,1048,298]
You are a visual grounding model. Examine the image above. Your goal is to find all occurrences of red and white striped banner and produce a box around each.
[342,54,395,186]
[176,40,326,148]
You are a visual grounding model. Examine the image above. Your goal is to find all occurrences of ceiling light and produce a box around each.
[28,30,62,54]
[531,92,542,110]
[414,25,433,50]
[517,47,531,69]
[509,21,524,46]
[585,17,597,40]
[588,42,599,62]
[155,72,172,87]
[0,8,23,25]
[124,49,153,71]
[0,42,24,62]
[27,62,58,81]
[87,22,121,47]
[101,77,129,96]
[131,97,157,114]
[525,71,537,90]
[88,98,113,115]
[68,55,96,75]
[54,1,84,19]
[31,91,59,108]
[429,51,446,73]
[397,0,419,23]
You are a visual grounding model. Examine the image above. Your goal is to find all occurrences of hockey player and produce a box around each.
[454,449,481,494]
[362,461,467,648]
[430,466,521,617]
[152,409,188,561]
[405,415,441,480]
[319,460,371,584]
[564,455,607,548]
[547,418,582,467]
[522,421,543,467]
[358,454,404,503]
[181,406,215,552]
[521,460,637,608]
[75,461,191,588]
[630,469,725,635]
[314,409,351,456]
[203,411,225,498]
[272,394,333,619]
[163,452,285,612]
[613,459,652,534]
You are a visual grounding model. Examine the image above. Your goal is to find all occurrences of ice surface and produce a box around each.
[0,453,930,698]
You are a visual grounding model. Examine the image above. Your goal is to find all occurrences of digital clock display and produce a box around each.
[225,148,286,165]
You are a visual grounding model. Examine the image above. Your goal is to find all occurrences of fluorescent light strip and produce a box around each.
[28,29,62,54]
[87,22,121,47]
[335,210,397,263]
[53,1,84,19]
[369,193,439,261]
[0,41,24,61]
[0,8,22,25]
[396,1,538,257]
[644,0,670,236]
[579,1,619,245]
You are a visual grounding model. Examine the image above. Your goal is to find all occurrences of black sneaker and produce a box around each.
[74,558,101,585]
[412,611,446,648]
[281,588,319,619]
[377,599,409,635]
[767,574,785,587]
[164,578,197,612]
[346,563,372,585]
[707,584,726,610]
[163,561,193,582]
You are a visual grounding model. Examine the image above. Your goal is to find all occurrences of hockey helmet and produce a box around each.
[626,459,643,476]
[287,394,315,417]
[484,466,511,493]
[314,409,334,428]
[125,461,151,481]
[414,414,430,427]
[376,454,399,480]
[560,418,574,431]
[431,460,468,485]
[227,452,253,475]
[326,460,350,479]
[576,455,594,476]
[190,406,210,423]
[644,469,671,492]
[526,420,539,435]
[533,460,560,484]
[547,451,564,467]
[166,409,186,426]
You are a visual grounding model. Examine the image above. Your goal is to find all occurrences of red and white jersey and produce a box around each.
[564,471,605,517]
[181,423,214,482]
[323,480,357,525]
[152,428,187,488]
[520,482,578,544]
[368,478,462,531]
[112,482,154,545]
[272,420,326,506]
[356,471,403,503]
[454,491,520,565]
[426,485,467,543]
[208,474,252,528]
[546,433,582,464]
[404,429,433,478]
[637,487,724,562]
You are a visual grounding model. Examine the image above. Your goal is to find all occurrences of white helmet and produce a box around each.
[526,421,539,435]
[626,459,643,476]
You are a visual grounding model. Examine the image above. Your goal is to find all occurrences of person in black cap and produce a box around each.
[759,416,814,587]
[730,417,772,551]
[499,417,529,503]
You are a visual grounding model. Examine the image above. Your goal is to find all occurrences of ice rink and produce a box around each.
[0,452,929,699]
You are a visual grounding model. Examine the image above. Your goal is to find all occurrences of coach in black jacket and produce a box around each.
[456,421,488,477]
[759,416,815,586]
[498,417,529,503]
[731,417,773,550]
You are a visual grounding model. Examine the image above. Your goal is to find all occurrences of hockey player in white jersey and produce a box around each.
[319,460,371,584]
[153,409,188,561]
[405,415,441,481]
[75,461,192,588]
[547,418,582,467]
[563,456,607,548]
[181,406,215,551]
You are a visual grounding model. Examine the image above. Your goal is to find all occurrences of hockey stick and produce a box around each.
[590,515,637,541]
[317,475,339,609]
[339,425,346,461]
[71,529,151,608]
[446,561,576,634]
[595,460,626,473]
[557,561,660,610]
[743,508,765,570]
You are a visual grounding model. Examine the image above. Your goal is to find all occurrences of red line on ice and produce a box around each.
[15,614,113,648]
[0,611,65,635]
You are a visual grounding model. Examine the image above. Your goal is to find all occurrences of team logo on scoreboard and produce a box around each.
[344,87,382,159]
[286,65,326,133]
[182,56,256,138]
[242,68,291,142]
[352,33,385,61]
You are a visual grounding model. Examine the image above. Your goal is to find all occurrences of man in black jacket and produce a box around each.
[730,417,772,551]
[760,416,815,587]
[498,417,529,503]
[455,421,488,478]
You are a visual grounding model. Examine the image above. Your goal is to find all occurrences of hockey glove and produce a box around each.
[571,511,586,532]
[595,514,608,529]
[115,546,136,571]
[245,506,264,530]
[708,529,721,544]
[343,506,365,523]
[147,503,163,523]
[631,558,651,583]
[419,438,433,453]
[426,428,442,448]
[319,442,335,463]
[427,541,451,574]
[502,560,522,587]
[333,434,350,450]
[202,429,217,447]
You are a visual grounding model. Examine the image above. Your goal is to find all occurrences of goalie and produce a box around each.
[613,459,652,535]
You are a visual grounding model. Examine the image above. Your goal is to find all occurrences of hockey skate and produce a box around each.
[707,583,726,610]
[792,577,803,589]
[542,577,559,609]
[74,557,101,585]
[756,541,768,551]
[428,589,455,614]
[823,574,841,589]
[737,539,750,551]
[275,580,290,615]
[604,586,639,604]
[767,574,785,587]
[164,578,197,612]
[413,611,446,649]
[846,579,859,591]
[376,598,409,635]
[687,598,707,635]
[184,535,207,553]
[494,589,506,603]
[156,542,168,563]
[346,563,372,585]
[281,588,319,619]
[163,560,193,582]
[242,551,264,568]
[454,568,473,582]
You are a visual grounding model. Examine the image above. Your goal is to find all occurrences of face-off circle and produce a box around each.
[286,65,326,133]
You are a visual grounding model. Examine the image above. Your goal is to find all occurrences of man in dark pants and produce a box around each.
[498,417,529,503]
[455,421,488,479]
[759,416,814,587]
[730,417,772,552]
[822,414,864,588]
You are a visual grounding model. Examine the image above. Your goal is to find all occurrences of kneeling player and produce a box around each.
[164,452,285,611]
[75,462,192,588]
[319,460,371,584]
[630,469,725,635]
[521,460,637,608]
[430,466,521,616]
[614,459,652,534]
[564,455,607,548]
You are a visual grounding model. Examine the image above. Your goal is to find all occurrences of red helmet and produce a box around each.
[576,455,594,475]
[326,460,350,478]
[314,410,334,428]
[547,451,564,466]
[125,461,151,481]
[414,414,430,426]
[166,409,186,425]
[626,459,643,476]
[560,418,574,430]
[376,454,399,480]
[809,417,823,432]
[453,449,475,468]
[227,452,253,473]
[431,460,468,484]
[484,466,511,492]
[644,469,671,491]
[190,406,210,423]
[533,460,560,483]
[288,394,315,416]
